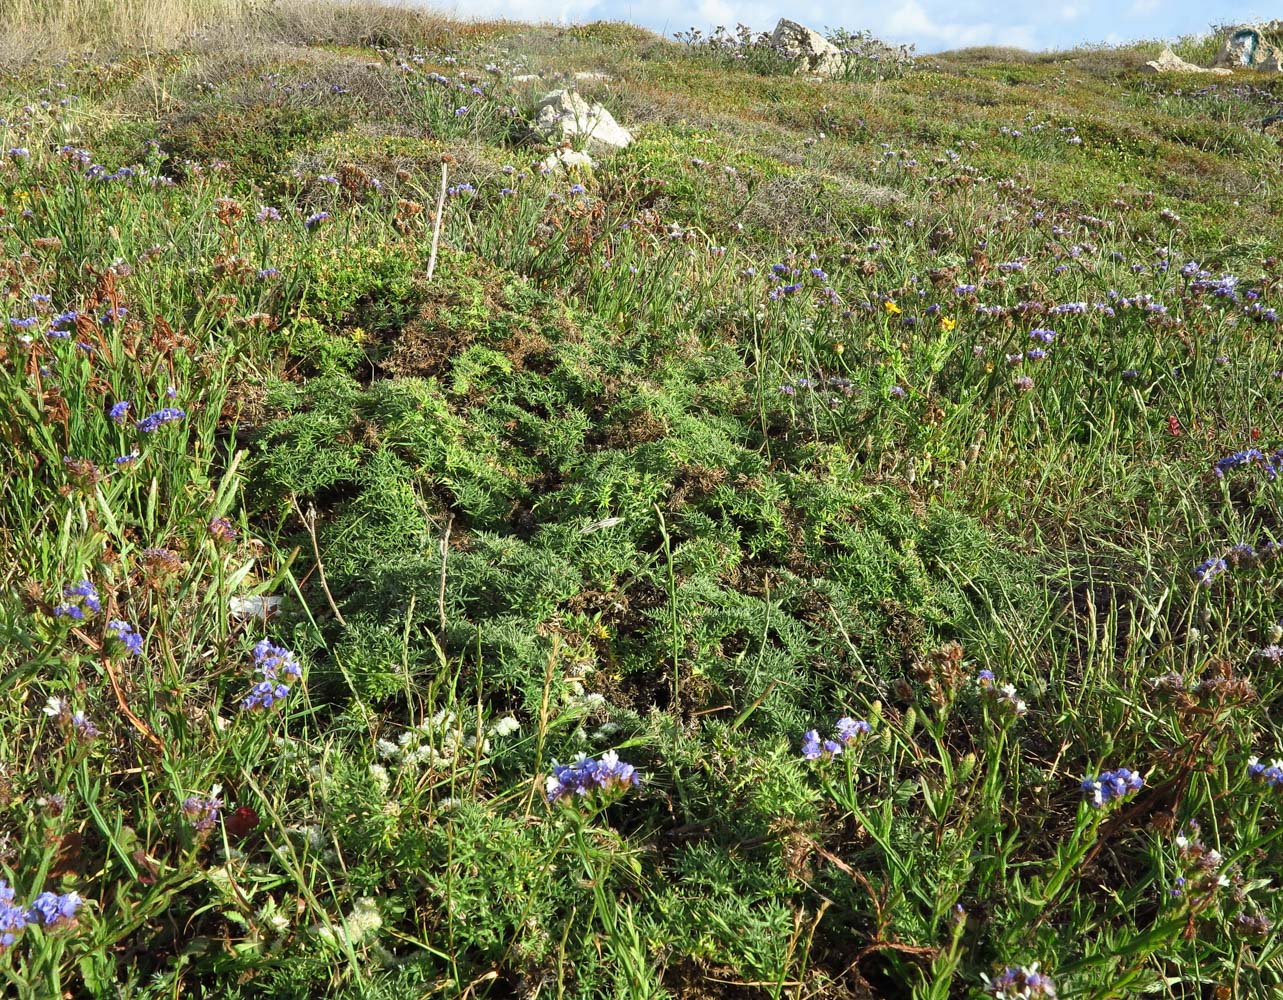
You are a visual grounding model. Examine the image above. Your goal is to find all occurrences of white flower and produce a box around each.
[489,715,520,738]
[257,899,291,933]
[43,696,66,717]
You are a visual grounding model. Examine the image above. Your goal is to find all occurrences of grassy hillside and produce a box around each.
[1,4,1283,997]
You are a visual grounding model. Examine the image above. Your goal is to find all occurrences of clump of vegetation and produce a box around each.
[673,21,915,80]
[0,4,1282,999]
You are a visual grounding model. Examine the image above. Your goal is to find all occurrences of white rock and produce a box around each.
[1143,46,1232,74]
[540,147,596,174]
[229,594,282,619]
[532,89,631,152]
[770,18,845,77]
[1215,25,1283,71]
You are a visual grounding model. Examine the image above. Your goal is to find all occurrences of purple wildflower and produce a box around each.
[208,516,238,542]
[106,619,143,656]
[182,794,222,832]
[134,407,185,433]
[25,891,81,929]
[984,964,1056,998]
[70,711,98,738]
[1247,756,1283,790]
[835,717,871,743]
[252,639,301,681]
[1193,557,1228,587]
[0,881,27,950]
[1081,767,1143,808]
[242,680,291,711]
[53,580,100,619]
[545,751,641,802]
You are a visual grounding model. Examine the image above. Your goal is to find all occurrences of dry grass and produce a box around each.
[0,0,465,62]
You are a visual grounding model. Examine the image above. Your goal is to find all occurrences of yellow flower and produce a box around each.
[940,316,956,332]
[884,300,901,315]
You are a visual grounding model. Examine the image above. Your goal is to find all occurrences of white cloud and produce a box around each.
[1061,3,1083,19]
[883,0,1038,48]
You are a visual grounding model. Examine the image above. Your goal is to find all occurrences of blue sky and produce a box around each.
[432,0,1270,53]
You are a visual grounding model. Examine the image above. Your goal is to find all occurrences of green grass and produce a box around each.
[0,8,1282,1000]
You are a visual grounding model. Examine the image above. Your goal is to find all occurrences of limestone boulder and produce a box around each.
[540,147,596,174]
[1143,46,1232,74]
[770,19,845,76]
[1215,26,1283,70]
[531,89,631,153]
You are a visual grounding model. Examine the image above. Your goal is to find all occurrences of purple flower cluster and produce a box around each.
[208,516,238,543]
[134,407,185,433]
[1081,767,1143,808]
[983,963,1057,998]
[977,669,1027,717]
[1171,820,1233,900]
[1213,447,1283,481]
[106,619,143,656]
[0,880,83,953]
[1247,756,1283,790]
[108,400,131,423]
[0,882,24,950]
[1194,557,1227,586]
[182,793,223,832]
[778,374,855,404]
[545,751,641,803]
[53,580,100,619]
[801,716,871,759]
[242,639,302,710]
[1193,539,1279,587]
[26,891,83,928]
[1190,274,1239,299]
[71,711,98,738]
